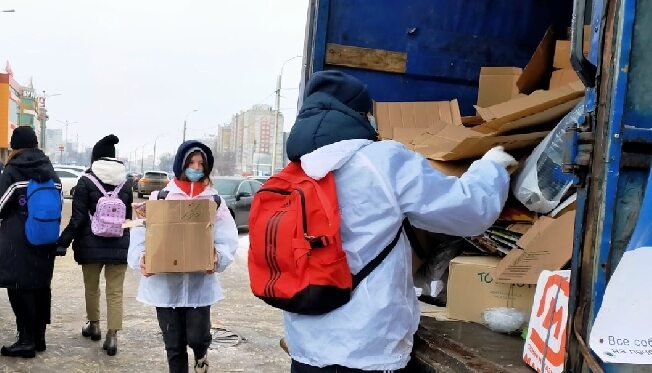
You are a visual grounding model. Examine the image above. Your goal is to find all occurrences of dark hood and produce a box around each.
[286,93,377,162]
[7,148,58,183]
[286,72,377,162]
[173,140,215,178]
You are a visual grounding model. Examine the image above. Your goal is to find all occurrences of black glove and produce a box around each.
[54,246,67,257]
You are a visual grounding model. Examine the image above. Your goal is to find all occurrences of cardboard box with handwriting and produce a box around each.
[145,199,217,273]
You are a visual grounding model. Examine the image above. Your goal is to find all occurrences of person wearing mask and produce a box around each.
[0,126,63,358]
[278,71,516,372]
[128,140,239,373]
[57,134,132,356]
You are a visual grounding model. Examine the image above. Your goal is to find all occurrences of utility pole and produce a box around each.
[271,55,301,173]
[182,109,198,143]
[140,149,144,174]
[56,119,78,163]
[271,74,281,173]
[253,139,257,175]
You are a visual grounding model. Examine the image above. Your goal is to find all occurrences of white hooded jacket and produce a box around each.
[127,180,239,308]
[284,139,509,371]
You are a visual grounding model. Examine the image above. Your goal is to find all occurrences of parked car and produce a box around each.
[248,176,269,185]
[137,171,170,198]
[127,172,142,191]
[54,168,83,198]
[52,164,88,173]
[212,176,263,229]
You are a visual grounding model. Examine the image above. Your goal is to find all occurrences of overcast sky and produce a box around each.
[0,0,308,160]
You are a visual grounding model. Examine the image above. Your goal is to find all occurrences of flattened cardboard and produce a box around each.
[549,69,581,89]
[428,159,471,177]
[413,124,548,161]
[473,81,585,135]
[374,100,462,140]
[446,256,536,323]
[477,67,522,108]
[553,40,572,69]
[461,115,484,127]
[492,210,575,284]
[145,199,217,273]
[517,28,555,94]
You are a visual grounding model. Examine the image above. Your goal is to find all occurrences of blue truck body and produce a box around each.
[302,0,652,371]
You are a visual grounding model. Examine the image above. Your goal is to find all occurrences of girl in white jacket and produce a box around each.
[128,140,238,373]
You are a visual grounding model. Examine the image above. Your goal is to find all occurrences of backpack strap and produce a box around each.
[401,218,427,260]
[110,180,127,198]
[83,174,109,197]
[352,222,406,288]
[156,190,169,200]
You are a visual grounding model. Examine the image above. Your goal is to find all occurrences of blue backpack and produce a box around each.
[25,179,62,246]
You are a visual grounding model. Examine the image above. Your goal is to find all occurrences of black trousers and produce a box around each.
[156,306,212,373]
[7,288,51,338]
[291,360,409,373]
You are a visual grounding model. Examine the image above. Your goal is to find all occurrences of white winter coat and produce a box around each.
[284,139,509,371]
[127,180,239,308]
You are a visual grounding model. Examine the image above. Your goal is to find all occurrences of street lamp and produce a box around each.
[40,92,63,150]
[271,55,302,173]
[153,135,164,170]
[56,119,79,163]
[182,109,199,143]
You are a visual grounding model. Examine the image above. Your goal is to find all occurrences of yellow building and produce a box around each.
[0,68,21,162]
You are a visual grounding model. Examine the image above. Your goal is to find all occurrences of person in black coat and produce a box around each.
[58,134,133,356]
[0,126,62,358]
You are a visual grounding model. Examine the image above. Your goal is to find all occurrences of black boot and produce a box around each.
[102,330,118,356]
[35,327,46,352]
[82,321,101,341]
[1,330,36,358]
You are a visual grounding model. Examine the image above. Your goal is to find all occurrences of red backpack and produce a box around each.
[248,162,402,315]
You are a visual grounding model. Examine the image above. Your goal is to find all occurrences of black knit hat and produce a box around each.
[10,126,38,150]
[91,134,119,163]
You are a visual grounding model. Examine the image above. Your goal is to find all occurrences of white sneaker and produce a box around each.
[194,356,209,373]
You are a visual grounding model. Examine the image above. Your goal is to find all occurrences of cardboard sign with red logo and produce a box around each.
[523,270,571,373]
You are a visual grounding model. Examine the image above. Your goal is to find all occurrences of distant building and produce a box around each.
[227,104,283,175]
[0,63,50,162]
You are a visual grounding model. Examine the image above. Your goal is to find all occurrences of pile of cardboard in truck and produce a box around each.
[380,28,585,325]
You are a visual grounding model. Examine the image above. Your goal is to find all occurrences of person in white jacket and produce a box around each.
[282,71,516,372]
[128,140,239,373]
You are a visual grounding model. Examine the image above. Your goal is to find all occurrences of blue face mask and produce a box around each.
[184,168,204,182]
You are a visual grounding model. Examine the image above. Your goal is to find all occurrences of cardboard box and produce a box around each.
[145,199,217,273]
[428,159,471,177]
[523,270,571,373]
[517,28,556,94]
[374,100,462,140]
[492,210,575,285]
[411,125,548,161]
[446,256,536,323]
[477,67,522,108]
[553,40,572,69]
[461,115,484,127]
[549,69,581,90]
[474,81,585,135]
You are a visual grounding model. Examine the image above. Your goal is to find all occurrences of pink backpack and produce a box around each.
[84,174,127,238]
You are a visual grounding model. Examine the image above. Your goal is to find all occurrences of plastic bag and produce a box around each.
[482,307,527,333]
[512,99,584,214]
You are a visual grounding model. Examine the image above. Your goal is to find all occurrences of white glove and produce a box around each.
[482,146,518,169]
